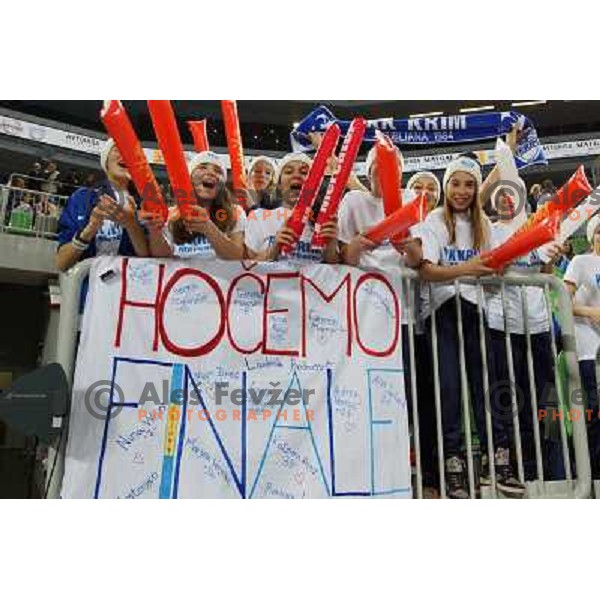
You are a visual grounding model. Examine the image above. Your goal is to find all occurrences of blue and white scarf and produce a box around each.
[290,105,546,170]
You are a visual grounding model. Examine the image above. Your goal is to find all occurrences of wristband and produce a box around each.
[72,231,90,252]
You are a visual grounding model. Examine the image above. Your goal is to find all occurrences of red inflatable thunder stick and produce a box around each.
[375,131,402,217]
[147,101,196,220]
[101,100,168,221]
[188,120,209,152]
[221,100,248,209]
[481,214,560,269]
[364,193,428,245]
[311,117,367,249]
[519,166,591,232]
[280,123,341,255]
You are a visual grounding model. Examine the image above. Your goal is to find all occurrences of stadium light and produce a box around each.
[459,105,495,113]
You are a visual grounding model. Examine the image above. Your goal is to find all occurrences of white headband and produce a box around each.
[587,214,600,244]
[276,152,312,183]
[188,151,227,181]
[443,156,483,193]
[406,171,441,200]
[249,155,277,178]
[100,138,116,173]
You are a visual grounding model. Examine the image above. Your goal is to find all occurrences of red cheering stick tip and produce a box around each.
[101,100,168,221]
[147,100,196,220]
[481,213,560,269]
[365,193,428,245]
[312,117,367,249]
[280,123,341,255]
[375,131,402,217]
[520,165,592,232]
[188,120,209,153]
[221,100,248,208]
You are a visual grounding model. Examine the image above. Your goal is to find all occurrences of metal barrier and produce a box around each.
[403,270,591,499]
[45,259,93,499]
[0,184,69,239]
[47,260,593,499]
[7,173,82,197]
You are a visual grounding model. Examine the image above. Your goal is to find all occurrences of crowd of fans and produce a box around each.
[1,159,102,231]
[2,135,597,498]
[47,132,600,500]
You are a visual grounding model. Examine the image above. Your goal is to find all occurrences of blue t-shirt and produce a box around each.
[57,180,143,259]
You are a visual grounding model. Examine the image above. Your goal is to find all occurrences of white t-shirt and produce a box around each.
[337,189,421,269]
[165,204,246,259]
[421,207,492,311]
[564,254,600,361]
[244,207,324,266]
[337,189,422,324]
[486,221,551,334]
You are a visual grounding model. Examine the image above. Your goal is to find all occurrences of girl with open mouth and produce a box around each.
[244,152,339,265]
[56,138,149,272]
[143,151,246,260]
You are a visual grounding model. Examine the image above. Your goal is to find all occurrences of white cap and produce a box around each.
[406,171,441,200]
[100,138,116,173]
[365,143,404,178]
[276,152,312,183]
[442,156,483,193]
[587,214,600,244]
[249,155,277,177]
[188,151,227,181]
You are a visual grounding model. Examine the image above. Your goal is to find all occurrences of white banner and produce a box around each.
[3,112,600,175]
[61,256,410,499]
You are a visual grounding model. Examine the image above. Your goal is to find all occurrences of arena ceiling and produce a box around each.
[1,100,599,152]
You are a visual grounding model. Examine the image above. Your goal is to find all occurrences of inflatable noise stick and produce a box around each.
[221,100,248,209]
[375,130,402,217]
[481,213,560,269]
[538,185,600,263]
[147,100,196,220]
[519,165,592,232]
[311,117,367,249]
[101,100,168,221]
[364,193,428,245]
[188,120,209,152]
[280,123,341,255]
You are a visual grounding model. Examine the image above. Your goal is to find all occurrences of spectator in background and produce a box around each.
[61,169,80,195]
[6,176,26,221]
[554,239,574,279]
[15,193,35,215]
[7,177,35,229]
[41,162,60,196]
[27,162,43,191]
[529,183,542,212]
[83,172,97,188]
[536,179,556,208]
[35,194,58,218]
[9,175,25,192]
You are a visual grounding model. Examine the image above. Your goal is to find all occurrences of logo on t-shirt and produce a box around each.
[174,235,215,259]
[442,247,478,264]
